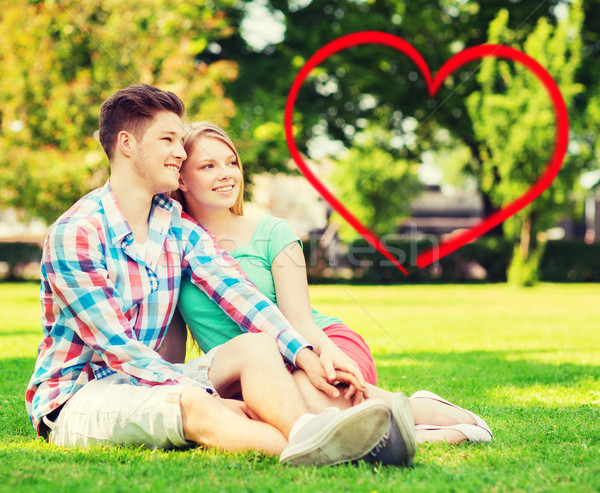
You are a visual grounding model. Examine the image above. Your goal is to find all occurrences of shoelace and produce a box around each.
[368,429,390,457]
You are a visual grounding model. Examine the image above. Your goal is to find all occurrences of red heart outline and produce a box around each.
[284,31,569,274]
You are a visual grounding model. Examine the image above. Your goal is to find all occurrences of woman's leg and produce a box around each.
[362,386,476,426]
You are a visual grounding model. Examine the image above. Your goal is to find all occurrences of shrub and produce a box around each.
[539,240,600,282]
[0,242,42,281]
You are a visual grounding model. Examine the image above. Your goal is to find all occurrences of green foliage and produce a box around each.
[0,0,238,223]
[0,242,42,281]
[329,129,421,240]
[465,2,585,285]
[224,1,569,175]
[540,239,600,282]
[306,236,600,285]
[218,1,598,267]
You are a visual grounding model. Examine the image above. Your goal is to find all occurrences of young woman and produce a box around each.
[171,121,493,445]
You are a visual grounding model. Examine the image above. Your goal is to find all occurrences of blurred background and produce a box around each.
[1,0,599,285]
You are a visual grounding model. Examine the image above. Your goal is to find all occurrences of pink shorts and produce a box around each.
[323,323,377,385]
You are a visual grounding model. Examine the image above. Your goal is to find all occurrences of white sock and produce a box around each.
[288,413,316,443]
[288,407,343,443]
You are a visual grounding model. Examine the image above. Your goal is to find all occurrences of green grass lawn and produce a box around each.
[1,282,599,492]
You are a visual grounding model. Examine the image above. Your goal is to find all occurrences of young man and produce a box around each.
[25,84,415,466]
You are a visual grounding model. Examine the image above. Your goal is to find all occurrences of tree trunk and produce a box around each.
[520,213,532,260]
[509,210,542,287]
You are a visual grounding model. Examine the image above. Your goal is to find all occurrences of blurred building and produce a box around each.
[246,172,329,237]
[397,185,484,237]
[585,191,600,243]
[0,208,47,244]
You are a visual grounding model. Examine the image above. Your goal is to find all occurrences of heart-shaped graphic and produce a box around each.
[284,31,569,274]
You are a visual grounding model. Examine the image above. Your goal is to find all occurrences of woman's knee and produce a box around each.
[230,332,279,363]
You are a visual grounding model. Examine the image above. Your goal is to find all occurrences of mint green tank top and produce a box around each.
[178,216,343,353]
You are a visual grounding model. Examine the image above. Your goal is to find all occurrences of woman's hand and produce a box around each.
[295,347,367,404]
[318,339,368,405]
[317,338,367,394]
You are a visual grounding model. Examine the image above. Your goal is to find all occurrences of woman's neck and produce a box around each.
[188,205,238,236]
[187,204,258,253]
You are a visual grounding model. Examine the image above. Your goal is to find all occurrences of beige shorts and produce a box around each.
[46,348,220,449]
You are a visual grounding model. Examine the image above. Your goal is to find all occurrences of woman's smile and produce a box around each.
[213,184,235,193]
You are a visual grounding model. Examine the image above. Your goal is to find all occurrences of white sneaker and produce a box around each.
[411,390,493,438]
[280,399,391,466]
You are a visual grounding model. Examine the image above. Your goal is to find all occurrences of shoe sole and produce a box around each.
[391,393,417,466]
[280,399,391,466]
[415,423,493,443]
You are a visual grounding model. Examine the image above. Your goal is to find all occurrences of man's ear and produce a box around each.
[116,130,135,158]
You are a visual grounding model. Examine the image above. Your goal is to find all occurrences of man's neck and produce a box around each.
[110,174,154,243]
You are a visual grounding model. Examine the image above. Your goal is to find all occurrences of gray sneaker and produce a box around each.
[360,392,417,466]
[280,398,391,466]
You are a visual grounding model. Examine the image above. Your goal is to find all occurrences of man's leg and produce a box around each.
[47,368,289,454]
[206,332,307,437]
[180,387,287,454]
[48,373,195,449]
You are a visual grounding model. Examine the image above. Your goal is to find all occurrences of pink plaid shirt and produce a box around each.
[26,181,310,432]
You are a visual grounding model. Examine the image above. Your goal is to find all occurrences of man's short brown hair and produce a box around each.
[99,84,185,162]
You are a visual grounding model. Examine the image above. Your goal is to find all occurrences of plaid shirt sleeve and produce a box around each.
[180,216,311,366]
[44,220,198,387]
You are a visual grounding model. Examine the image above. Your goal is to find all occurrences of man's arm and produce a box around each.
[46,222,197,386]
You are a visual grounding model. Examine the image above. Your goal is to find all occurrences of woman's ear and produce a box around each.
[116,130,135,158]
[178,175,189,192]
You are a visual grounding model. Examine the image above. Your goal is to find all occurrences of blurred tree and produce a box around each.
[570,0,600,188]
[465,2,585,286]
[328,123,421,240]
[219,0,565,173]
[211,0,579,245]
[215,1,599,270]
[0,0,238,224]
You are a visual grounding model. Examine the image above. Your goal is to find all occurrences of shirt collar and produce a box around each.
[100,180,175,248]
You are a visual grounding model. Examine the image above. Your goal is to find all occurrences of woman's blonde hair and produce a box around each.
[170,121,244,215]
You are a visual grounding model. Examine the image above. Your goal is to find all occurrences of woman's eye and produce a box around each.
[163,137,172,142]
[229,161,239,167]
[201,164,213,170]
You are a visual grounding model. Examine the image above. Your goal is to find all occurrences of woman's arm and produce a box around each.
[272,242,331,352]
[271,241,367,400]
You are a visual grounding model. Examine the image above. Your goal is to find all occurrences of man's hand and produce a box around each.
[295,347,367,403]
